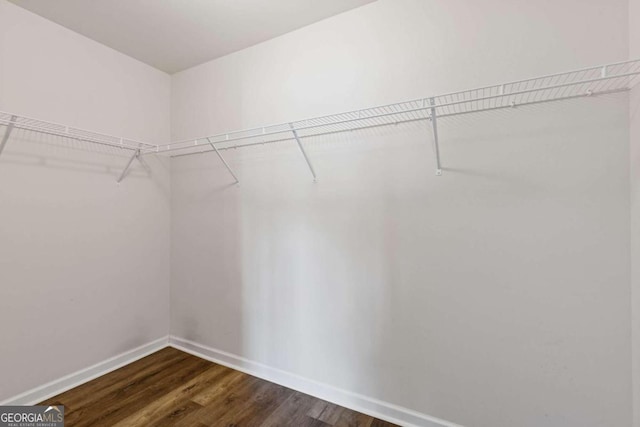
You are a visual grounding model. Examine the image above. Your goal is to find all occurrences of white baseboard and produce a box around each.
[0,336,169,406]
[2,334,464,427]
[169,335,464,427]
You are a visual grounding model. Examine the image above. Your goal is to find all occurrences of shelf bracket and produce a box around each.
[117,148,141,183]
[428,98,443,176]
[290,123,317,182]
[206,138,239,184]
[0,115,18,156]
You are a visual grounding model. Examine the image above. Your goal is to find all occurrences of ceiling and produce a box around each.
[9,0,376,74]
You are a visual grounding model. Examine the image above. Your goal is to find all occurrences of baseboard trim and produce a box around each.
[0,336,169,406]
[169,335,464,427]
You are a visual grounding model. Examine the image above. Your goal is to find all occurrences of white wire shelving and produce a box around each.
[0,111,157,182]
[150,58,640,181]
[1,59,640,183]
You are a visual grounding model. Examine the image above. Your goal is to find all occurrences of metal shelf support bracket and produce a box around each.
[290,123,317,182]
[117,149,141,183]
[0,115,18,156]
[206,138,239,184]
[428,98,443,176]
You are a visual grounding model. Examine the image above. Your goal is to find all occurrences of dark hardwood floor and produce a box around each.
[40,347,399,427]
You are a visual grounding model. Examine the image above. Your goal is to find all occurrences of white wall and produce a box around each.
[0,0,632,425]
[170,1,631,426]
[630,0,640,425]
[0,0,171,402]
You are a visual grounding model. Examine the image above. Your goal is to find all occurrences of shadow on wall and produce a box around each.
[0,129,171,198]
[0,125,172,402]
[0,130,147,177]
[171,92,630,427]
[631,88,640,205]
[170,153,245,351]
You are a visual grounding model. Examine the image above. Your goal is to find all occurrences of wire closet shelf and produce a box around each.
[1,58,639,182]
[0,112,155,152]
[153,59,640,160]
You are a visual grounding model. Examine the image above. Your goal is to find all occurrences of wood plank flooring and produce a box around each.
[40,347,399,427]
